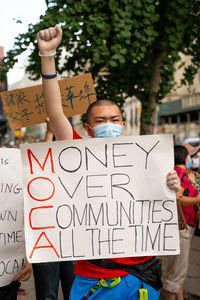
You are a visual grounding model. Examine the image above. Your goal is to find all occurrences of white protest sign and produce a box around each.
[20,134,179,263]
[0,148,25,287]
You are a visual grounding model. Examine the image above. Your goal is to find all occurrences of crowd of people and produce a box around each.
[0,24,200,300]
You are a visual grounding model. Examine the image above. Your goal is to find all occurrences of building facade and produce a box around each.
[157,54,200,145]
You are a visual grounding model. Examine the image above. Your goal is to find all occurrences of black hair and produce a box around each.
[85,99,122,124]
[174,145,188,165]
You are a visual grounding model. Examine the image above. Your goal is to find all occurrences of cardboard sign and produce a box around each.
[20,134,179,263]
[0,73,96,130]
[0,148,25,287]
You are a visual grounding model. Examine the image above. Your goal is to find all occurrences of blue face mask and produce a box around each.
[186,156,192,169]
[93,123,123,138]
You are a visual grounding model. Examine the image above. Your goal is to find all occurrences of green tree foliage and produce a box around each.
[1,0,200,133]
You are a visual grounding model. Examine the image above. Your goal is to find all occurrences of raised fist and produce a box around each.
[37,24,62,55]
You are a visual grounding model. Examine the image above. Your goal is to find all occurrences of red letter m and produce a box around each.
[27,148,55,174]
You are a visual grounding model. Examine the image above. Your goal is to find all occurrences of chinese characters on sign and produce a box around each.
[0,73,96,130]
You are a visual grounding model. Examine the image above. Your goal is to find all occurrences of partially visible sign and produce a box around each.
[0,73,96,129]
[0,148,25,287]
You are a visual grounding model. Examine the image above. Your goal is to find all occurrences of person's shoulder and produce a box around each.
[175,166,185,174]
[175,166,188,180]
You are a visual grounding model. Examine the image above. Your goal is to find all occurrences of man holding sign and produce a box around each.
[36,25,180,300]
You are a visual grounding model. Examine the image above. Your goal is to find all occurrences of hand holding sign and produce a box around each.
[166,171,180,193]
[13,261,32,282]
[37,25,62,56]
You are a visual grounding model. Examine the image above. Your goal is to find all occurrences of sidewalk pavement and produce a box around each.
[18,274,62,300]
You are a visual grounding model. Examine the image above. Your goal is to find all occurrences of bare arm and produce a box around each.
[177,194,200,206]
[176,187,200,205]
[37,25,73,140]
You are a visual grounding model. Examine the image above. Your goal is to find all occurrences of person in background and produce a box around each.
[182,144,200,194]
[162,145,200,300]
[32,118,75,300]
[36,24,180,300]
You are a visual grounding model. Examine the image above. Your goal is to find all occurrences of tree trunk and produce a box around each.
[140,50,165,135]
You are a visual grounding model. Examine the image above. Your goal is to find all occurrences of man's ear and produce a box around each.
[85,123,94,137]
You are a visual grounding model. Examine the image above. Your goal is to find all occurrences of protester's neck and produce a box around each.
[176,164,186,170]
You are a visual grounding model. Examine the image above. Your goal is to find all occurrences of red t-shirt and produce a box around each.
[74,256,152,279]
[72,127,152,278]
[72,127,82,140]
